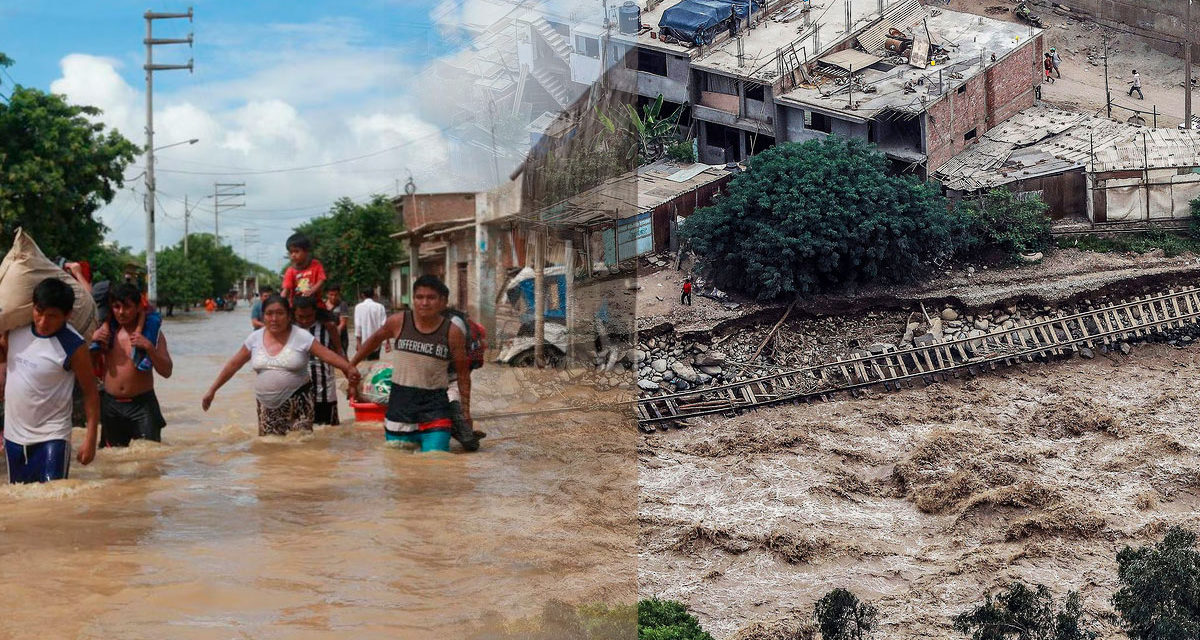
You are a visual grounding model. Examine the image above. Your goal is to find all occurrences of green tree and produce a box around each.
[957,188,1052,260]
[953,581,1095,640]
[1112,526,1200,639]
[85,242,140,284]
[0,81,139,258]
[293,195,404,298]
[681,137,956,301]
[814,588,878,640]
[156,245,210,314]
[637,599,713,640]
[176,233,247,297]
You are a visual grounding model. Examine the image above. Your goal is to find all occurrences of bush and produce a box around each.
[814,589,878,640]
[680,137,956,301]
[666,140,697,163]
[957,188,1052,260]
[1112,526,1200,639]
[1189,195,1200,238]
[952,581,1095,639]
[638,599,714,640]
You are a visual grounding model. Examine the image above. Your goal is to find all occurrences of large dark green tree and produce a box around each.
[0,74,139,258]
[293,195,404,298]
[953,582,1095,640]
[681,137,957,301]
[1113,526,1200,639]
[814,588,878,640]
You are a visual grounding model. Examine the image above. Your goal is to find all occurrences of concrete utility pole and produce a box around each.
[1186,0,1193,128]
[144,7,193,305]
[213,182,246,243]
[183,192,212,258]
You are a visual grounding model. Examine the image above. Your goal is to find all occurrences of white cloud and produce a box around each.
[48,48,451,270]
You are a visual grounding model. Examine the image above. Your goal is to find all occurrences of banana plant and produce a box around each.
[595,94,685,163]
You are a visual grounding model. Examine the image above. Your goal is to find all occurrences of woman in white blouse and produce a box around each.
[203,295,359,436]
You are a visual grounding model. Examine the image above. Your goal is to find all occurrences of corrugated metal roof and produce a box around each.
[857,0,927,54]
[932,105,1193,191]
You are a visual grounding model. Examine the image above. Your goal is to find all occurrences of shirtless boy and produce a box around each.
[92,283,174,446]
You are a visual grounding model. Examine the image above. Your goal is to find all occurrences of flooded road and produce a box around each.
[0,308,636,639]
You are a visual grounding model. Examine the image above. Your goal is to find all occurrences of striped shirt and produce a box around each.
[299,322,337,403]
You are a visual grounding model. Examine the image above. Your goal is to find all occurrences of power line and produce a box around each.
[151,126,452,176]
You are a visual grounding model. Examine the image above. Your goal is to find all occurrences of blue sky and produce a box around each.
[0,0,495,269]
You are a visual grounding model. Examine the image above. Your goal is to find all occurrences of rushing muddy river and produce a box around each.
[0,308,636,639]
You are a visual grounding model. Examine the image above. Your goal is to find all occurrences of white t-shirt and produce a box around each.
[243,327,315,409]
[354,298,387,341]
[5,324,85,445]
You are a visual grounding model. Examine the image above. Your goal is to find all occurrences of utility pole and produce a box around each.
[1186,0,1193,128]
[1104,36,1111,118]
[213,182,245,243]
[184,194,189,257]
[144,7,193,305]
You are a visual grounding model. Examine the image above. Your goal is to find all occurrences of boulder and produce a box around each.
[694,351,727,367]
[1080,347,1095,359]
[627,349,647,364]
[699,365,723,376]
[651,359,668,373]
[670,361,701,383]
[637,379,659,391]
[941,308,959,321]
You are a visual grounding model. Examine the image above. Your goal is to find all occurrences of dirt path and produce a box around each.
[639,342,1200,638]
[944,0,1195,127]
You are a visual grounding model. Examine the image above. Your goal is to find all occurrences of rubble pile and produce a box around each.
[633,291,1200,395]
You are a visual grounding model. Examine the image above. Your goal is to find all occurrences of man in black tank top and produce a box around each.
[349,275,472,452]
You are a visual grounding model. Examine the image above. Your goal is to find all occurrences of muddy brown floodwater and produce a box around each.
[640,343,1200,638]
[0,308,636,639]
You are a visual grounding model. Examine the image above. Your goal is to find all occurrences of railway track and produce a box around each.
[636,287,1200,432]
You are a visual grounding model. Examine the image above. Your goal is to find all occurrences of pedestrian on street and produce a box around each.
[1050,47,1061,78]
[1127,70,1143,99]
[681,278,693,306]
[350,276,471,453]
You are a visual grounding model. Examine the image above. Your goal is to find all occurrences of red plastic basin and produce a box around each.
[350,401,387,423]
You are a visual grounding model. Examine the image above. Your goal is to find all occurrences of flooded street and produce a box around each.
[0,308,636,639]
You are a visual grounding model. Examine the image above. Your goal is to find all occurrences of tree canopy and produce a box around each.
[293,195,404,298]
[0,82,139,259]
[681,137,957,301]
[1113,526,1200,639]
[637,599,713,640]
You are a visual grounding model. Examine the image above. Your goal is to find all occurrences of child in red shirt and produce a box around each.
[681,278,693,306]
[282,233,327,307]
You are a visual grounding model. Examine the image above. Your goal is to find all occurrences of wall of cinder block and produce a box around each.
[924,33,1042,173]
[1054,0,1197,59]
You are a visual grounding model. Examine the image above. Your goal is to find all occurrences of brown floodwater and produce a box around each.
[0,308,636,639]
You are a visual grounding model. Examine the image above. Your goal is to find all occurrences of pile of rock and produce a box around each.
[630,338,732,392]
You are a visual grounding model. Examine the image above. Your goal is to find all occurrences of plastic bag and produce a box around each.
[358,361,393,405]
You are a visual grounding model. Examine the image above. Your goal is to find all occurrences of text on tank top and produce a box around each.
[390,312,451,390]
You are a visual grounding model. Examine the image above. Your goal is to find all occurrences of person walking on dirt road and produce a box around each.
[681,278,693,306]
[1127,70,1143,99]
[1050,47,1061,78]
[1043,53,1055,84]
